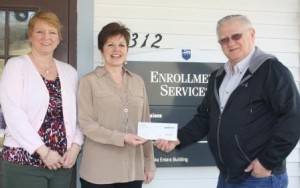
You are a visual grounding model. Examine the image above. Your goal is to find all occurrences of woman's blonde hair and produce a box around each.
[27,11,63,40]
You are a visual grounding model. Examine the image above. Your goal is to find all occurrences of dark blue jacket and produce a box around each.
[177,47,300,183]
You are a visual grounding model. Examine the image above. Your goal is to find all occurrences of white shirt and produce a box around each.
[219,49,255,112]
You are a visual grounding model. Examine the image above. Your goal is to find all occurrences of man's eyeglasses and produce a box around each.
[218,33,243,45]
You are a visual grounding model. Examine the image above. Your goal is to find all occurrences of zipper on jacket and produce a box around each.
[226,168,230,182]
[217,113,224,164]
[217,113,232,182]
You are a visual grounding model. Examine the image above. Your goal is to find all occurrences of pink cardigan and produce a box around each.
[0,54,83,154]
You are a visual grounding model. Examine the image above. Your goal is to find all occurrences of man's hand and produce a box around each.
[153,139,180,153]
[244,158,271,178]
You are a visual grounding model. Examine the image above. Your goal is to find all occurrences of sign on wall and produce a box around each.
[126,61,223,167]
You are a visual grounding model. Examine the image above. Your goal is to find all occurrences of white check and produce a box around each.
[138,122,178,141]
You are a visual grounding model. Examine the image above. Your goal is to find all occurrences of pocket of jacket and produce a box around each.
[235,134,252,163]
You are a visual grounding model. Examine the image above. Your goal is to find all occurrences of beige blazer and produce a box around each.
[78,66,156,184]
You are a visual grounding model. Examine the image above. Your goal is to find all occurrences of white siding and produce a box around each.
[92,0,300,187]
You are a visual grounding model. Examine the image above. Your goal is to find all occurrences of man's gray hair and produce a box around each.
[216,15,252,36]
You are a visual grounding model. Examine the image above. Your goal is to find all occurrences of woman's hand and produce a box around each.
[124,134,147,147]
[37,145,63,170]
[61,143,81,168]
[42,150,64,170]
[144,171,155,184]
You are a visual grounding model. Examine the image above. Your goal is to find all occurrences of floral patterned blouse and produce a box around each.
[2,76,67,168]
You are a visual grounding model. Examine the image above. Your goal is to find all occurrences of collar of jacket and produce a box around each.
[215,46,277,78]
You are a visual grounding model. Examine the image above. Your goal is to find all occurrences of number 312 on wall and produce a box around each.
[129,33,162,48]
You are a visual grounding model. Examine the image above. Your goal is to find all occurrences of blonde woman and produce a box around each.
[0,11,83,188]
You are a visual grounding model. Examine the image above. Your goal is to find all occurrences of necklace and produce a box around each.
[106,69,129,133]
[122,76,129,133]
[28,53,54,75]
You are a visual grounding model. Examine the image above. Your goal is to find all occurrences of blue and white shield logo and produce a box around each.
[182,49,191,61]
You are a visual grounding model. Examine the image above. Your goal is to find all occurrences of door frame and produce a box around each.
[0,0,77,68]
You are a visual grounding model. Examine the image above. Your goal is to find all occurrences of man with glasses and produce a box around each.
[154,14,300,188]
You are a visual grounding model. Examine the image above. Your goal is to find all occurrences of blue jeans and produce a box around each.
[217,172,288,188]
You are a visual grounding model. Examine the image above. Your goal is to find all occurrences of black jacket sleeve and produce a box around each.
[176,71,216,148]
[257,59,300,170]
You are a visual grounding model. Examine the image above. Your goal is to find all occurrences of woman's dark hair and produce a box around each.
[97,22,131,51]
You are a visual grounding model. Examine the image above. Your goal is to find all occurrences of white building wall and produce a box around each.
[91,0,300,187]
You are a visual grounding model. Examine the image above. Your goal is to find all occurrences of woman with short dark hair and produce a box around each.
[78,22,156,188]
